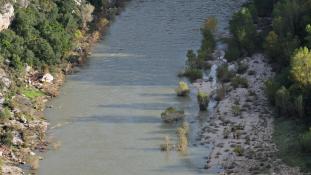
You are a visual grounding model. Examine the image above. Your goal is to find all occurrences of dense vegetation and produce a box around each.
[0,0,124,72]
[182,17,216,82]
[225,0,311,171]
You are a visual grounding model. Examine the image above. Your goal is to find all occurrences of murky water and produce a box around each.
[39,1,244,174]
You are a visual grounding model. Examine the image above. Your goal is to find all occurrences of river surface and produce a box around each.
[39,1,244,174]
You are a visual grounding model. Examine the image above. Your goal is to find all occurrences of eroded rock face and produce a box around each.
[0,3,14,32]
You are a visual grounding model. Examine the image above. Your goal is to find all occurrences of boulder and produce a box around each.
[40,73,54,83]
[2,77,11,88]
[0,3,14,32]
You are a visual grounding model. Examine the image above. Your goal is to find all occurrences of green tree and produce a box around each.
[275,86,290,116]
[291,47,311,87]
[229,7,257,55]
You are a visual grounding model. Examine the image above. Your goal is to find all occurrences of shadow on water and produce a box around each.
[98,102,174,111]
[73,115,161,124]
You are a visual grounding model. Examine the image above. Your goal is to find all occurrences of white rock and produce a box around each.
[25,65,32,72]
[12,133,24,146]
[1,77,11,88]
[41,73,54,83]
[228,64,237,72]
[0,3,14,32]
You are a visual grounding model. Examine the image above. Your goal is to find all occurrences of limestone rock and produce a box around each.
[0,3,14,32]
[41,73,54,83]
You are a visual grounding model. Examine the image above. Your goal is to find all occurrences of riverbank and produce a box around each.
[0,2,127,174]
[192,52,302,174]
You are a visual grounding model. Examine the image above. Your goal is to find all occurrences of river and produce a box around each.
[39,1,244,174]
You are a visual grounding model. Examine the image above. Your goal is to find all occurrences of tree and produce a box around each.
[291,47,311,87]
[81,3,95,30]
[275,86,290,116]
[264,31,280,61]
[229,7,257,55]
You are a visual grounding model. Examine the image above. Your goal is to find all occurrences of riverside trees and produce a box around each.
[226,0,311,171]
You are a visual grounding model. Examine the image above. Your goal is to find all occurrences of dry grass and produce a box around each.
[28,155,40,170]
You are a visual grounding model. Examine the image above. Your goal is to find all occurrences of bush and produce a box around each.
[275,86,290,116]
[237,62,248,74]
[291,47,311,87]
[300,128,311,153]
[217,64,234,83]
[1,130,13,147]
[231,76,249,89]
[229,7,257,55]
[161,107,185,123]
[294,95,304,118]
[20,87,45,101]
[225,39,242,62]
[233,145,244,156]
[264,79,281,104]
[183,68,203,82]
[175,81,190,97]
[197,91,209,111]
[231,104,241,116]
[0,107,11,123]
[215,85,226,101]
[177,125,188,153]
[160,136,174,151]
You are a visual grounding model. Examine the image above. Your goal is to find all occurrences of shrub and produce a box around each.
[231,104,241,116]
[197,91,209,111]
[233,145,244,156]
[275,86,290,116]
[225,39,242,62]
[215,85,226,101]
[237,62,248,74]
[291,47,311,87]
[294,95,304,118]
[264,79,281,104]
[183,68,203,82]
[231,76,249,89]
[161,107,184,123]
[217,64,234,83]
[175,81,190,97]
[0,107,11,123]
[1,130,13,147]
[300,128,311,153]
[160,136,174,151]
[229,7,257,55]
[20,87,45,101]
[177,126,188,153]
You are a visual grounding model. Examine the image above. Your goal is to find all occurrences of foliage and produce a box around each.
[217,64,234,83]
[264,79,281,104]
[231,104,241,116]
[175,81,190,97]
[0,107,11,123]
[275,86,291,116]
[20,87,45,101]
[300,128,311,153]
[228,7,257,55]
[231,76,249,89]
[233,145,244,156]
[183,68,203,82]
[291,47,311,87]
[197,91,209,111]
[161,107,184,123]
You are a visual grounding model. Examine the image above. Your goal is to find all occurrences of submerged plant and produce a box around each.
[197,91,209,111]
[175,81,190,97]
[161,107,184,123]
